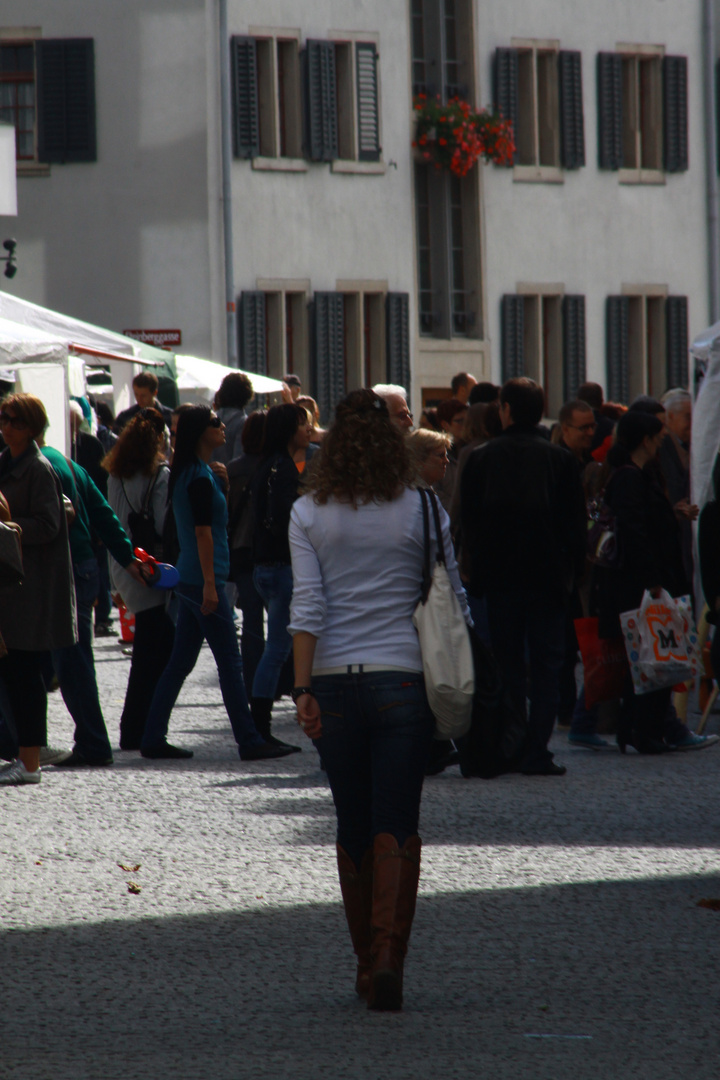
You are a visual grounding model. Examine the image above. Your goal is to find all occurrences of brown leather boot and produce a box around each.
[367,833,422,1012]
[336,845,374,998]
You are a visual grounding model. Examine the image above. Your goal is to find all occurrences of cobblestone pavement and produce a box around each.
[2,627,720,1079]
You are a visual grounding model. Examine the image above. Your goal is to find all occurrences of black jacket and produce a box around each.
[460,425,586,600]
[595,462,687,638]
[251,451,299,565]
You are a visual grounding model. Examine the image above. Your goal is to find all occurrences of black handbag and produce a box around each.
[0,521,23,587]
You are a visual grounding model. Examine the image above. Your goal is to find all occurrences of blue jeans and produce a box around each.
[312,672,435,870]
[486,590,566,769]
[234,571,265,699]
[51,558,112,760]
[141,582,263,754]
[570,687,598,736]
[252,564,293,700]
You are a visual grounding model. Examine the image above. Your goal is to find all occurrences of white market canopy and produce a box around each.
[175,354,284,402]
[0,313,70,451]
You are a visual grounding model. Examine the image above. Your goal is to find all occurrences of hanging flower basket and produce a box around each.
[412,95,515,175]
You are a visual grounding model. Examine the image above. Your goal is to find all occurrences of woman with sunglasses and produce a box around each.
[0,394,77,785]
[140,405,292,761]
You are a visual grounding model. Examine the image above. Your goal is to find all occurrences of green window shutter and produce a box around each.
[501,295,524,381]
[356,43,380,162]
[239,291,267,374]
[386,293,410,392]
[597,52,622,170]
[562,296,586,400]
[663,56,688,173]
[312,293,345,422]
[231,36,259,159]
[36,39,96,163]
[559,51,585,169]
[303,41,338,162]
[493,47,518,165]
[666,296,689,387]
[606,296,629,403]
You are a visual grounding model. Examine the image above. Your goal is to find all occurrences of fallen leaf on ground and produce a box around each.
[118,863,141,872]
[127,882,142,894]
[697,898,720,910]
[35,861,42,866]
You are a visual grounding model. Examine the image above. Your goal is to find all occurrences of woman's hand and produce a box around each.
[201,582,218,615]
[0,492,10,523]
[296,693,322,739]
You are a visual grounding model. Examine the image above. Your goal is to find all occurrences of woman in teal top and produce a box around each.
[140,405,292,761]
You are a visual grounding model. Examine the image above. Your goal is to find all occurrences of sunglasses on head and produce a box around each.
[0,412,26,429]
[207,415,222,428]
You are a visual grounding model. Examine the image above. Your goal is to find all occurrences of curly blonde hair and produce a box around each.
[303,389,415,505]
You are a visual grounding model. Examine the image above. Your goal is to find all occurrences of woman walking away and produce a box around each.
[0,394,77,785]
[140,405,292,761]
[250,403,311,751]
[289,389,471,1011]
[105,408,175,750]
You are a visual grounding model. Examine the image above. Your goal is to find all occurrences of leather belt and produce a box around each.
[312,664,422,676]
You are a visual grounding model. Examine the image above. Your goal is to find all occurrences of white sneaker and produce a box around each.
[0,760,42,785]
[39,747,72,767]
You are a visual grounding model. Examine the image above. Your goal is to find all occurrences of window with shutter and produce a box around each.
[303,41,338,162]
[312,293,345,421]
[606,296,629,402]
[36,38,96,163]
[501,295,525,381]
[386,293,410,392]
[559,51,584,169]
[0,42,37,163]
[356,43,380,161]
[666,296,689,387]
[597,52,622,169]
[231,37,260,159]
[663,56,688,173]
[494,47,518,165]
[562,295,586,400]
[239,291,267,374]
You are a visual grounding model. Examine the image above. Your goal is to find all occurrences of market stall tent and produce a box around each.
[0,315,71,452]
[174,354,284,402]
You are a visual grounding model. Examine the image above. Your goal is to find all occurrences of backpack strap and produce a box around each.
[418,488,432,604]
[425,488,446,566]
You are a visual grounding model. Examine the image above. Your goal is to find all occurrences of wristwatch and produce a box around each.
[291,686,314,703]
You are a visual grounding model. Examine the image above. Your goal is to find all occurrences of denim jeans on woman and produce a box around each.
[141,582,263,755]
[312,671,435,870]
[252,563,293,699]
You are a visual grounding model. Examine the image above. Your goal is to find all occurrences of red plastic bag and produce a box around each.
[574,617,627,708]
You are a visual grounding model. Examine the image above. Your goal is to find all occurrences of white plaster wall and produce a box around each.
[0,0,214,357]
[227,1,415,303]
[477,0,710,389]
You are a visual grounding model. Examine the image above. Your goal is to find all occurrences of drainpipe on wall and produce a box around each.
[704,0,720,324]
[219,0,238,366]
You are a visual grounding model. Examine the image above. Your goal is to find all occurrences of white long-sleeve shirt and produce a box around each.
[288,486,471,672]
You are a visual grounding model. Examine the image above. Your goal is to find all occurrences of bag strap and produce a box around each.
[418,488,432,604]
[140,468,161,515]
[425,488,446,566]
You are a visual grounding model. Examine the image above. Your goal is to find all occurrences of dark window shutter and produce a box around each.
[716,60,720,174]
[562,296,586,400]
[663,56,688,173]
[501,295,524,381]
[356,43,380,162]
[493,47,518,165]
[597,52,622,170]
[559,51,585,169]
[303,41,338,162]
[312,293,345,422]
[606,296,629,403]
[239,291,267,374]
[36,39,96,163]
[385,293,410,392]
[666,296,689,387]
[231,37,259,159]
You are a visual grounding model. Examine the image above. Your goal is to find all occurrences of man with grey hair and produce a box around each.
[371,383,413,431]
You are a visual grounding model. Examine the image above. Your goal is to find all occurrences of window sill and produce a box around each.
[251,157,308,172]
[618,168,666,185]
[331,160,386,175]
[417,338,486,353]
[513,164,564,184]
[17,161,50,177]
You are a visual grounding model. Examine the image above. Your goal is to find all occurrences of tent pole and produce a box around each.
[704,0,720,325]
[219,0,238,367]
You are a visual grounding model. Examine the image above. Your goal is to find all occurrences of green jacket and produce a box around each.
[41,446,133,568]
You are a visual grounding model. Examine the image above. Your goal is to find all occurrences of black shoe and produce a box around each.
[240,740,295,761]
[617,733,668,755]
[119,739,141,751]
[94,622,115,638]
[52,751,114,768]
[268,734,302,754]
[141,742,194,759]
[521,760,567,776]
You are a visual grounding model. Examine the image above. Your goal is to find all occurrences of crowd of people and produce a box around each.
[0,363,717,1012]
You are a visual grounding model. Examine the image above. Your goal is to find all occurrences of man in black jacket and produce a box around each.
[461,378,586,775]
